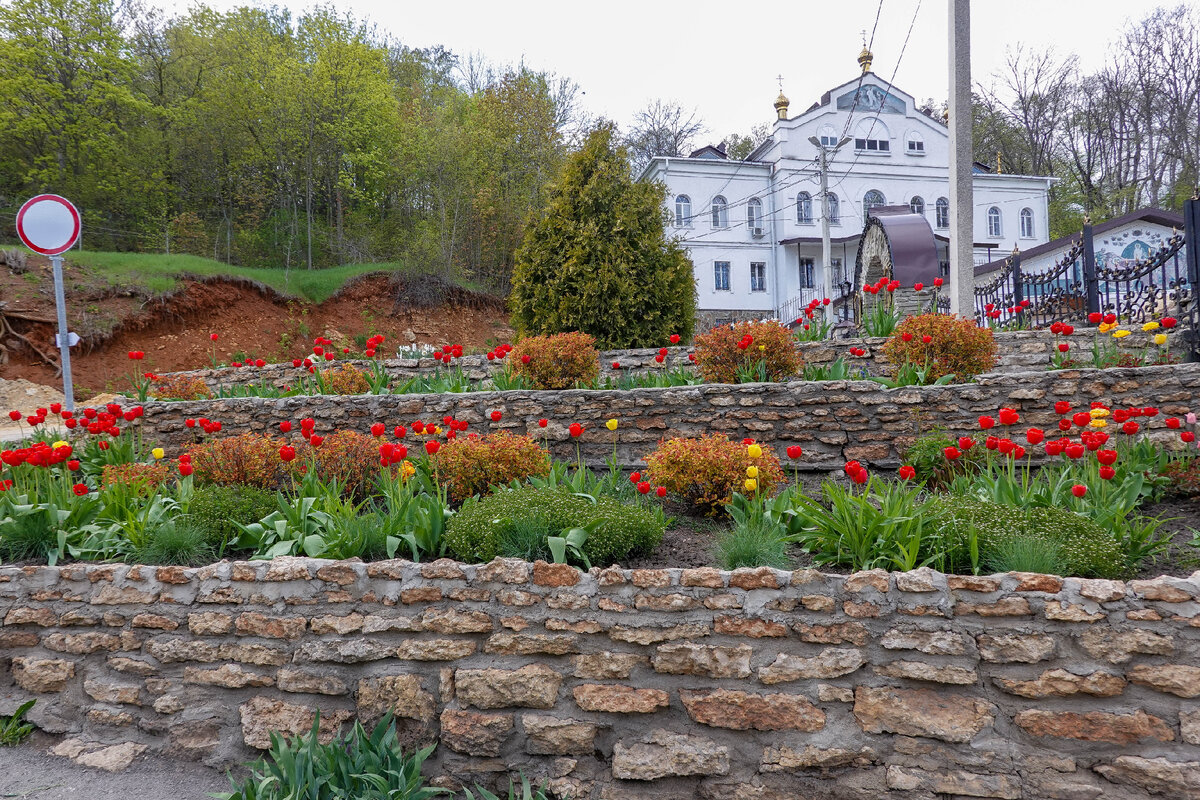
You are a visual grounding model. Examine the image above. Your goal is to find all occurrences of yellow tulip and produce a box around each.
[744,479,757,492]
[1089,419,1107,428]
[747,444,762,458]
[52,440,70,450]
[152,447,165,460]
[1154,333,1168,346]
[1112,329,1131,339]
[1098,322,1116,333]
[1089,408,1109,419]
[606,418,618,431]
[758,344,766,351]
[746,465,759,478]
[1142,321,1160,332]
[401,461,416,480]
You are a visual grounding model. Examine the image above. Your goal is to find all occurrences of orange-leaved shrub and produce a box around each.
[151,375,212,401]
[188,432,301,488]
[311,430,391,498]
[433,431,551,504]
[692,321,803,384]
[320,363,372,395]
[643,433,784,516]
[510,331,599,389]
[101,462,171,494]
[882,314,997,383]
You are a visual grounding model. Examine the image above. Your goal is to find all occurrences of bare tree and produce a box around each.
[623,99,706,173]
[978,45,1076,177]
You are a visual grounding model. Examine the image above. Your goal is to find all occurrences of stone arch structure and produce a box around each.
[854,205,942,321]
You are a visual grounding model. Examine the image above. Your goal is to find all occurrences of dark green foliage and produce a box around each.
[509,123,696,348]
[463,776,551,800]
[222,713,446,800]
[188,485,279,547]
[445,485,664,566]
[496,514,555,562]
[984,534,1068,576]
[133,521,215,566]
[0,700,35,746]
[902,429,986,490]
[923,496,1128,578]
[0,511,56,563]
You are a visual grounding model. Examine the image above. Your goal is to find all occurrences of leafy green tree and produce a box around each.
[510,122,695,349]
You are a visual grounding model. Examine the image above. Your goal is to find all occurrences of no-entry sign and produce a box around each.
[16,194,81,256]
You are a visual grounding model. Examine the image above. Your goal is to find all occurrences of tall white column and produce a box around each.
[948,0,974,317]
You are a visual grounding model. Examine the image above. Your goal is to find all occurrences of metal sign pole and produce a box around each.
[50,255,75,412]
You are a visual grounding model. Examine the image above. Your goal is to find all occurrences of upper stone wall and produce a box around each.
[2,558,1199,799]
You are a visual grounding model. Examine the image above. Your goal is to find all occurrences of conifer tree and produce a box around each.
[510,122,695,349]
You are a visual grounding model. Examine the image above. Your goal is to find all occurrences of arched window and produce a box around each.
[674,195,691,227]
[828,193,840,224]
[1020,207,1034,238]
[987,206,1003,237]
[935,197,949,228]
[906,131,925,154]
[711,195,728,228]
[747,198,763,232]
[863,189,885,222]
[910,196,925,216]
[854,119,890,153]
[796,192,813,224]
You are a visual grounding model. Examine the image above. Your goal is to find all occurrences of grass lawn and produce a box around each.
[68,251,416,303]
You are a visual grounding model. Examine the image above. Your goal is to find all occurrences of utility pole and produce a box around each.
[948,0,974,317]
[809,135,850,304]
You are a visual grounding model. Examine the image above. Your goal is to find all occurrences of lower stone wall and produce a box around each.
[138,363,1200,471]
[158,330,1177,394]
[3,559,1200,799]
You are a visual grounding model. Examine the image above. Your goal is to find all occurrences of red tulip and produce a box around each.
[1054,401,1071,415]
[630,472,641,483]
[978,416,995,430]
[538,419,548,428]
[998,439,1015,455]
[7,410,20,421]
[1058,343,1069,353]
[655,354,665,363]
[490,411,502,422]
[998,408,1020,425]
[210,333,219,341]
[1121,421,1139,435]
[933,278,943,287]
[943,446,961,460]
[1143,407,1159,418]
[1161,317,1177,329]
[637,481,651,494]
[308,435,322,447]
[1103,313,1117,324]
[656,486,667,497]
[921,335,932,344]
[612,362,620,369]
[1088,312,1102,324]
[670,334,681,344]
[914,282,924,291]
[424,440,439,455]
[73,483,89,496]
[179,462,194,477]
[851,468,869,484]
[1071,484,1087,498]
[371,423,385,437]
[521,354,531,364]
[569,423,583,437]
[786,445,803,459]
[1065,444,1085,459]
[279,421,292,433]
[393,426,407,439]
[1166,417,1181,429]
[1099,466,1115,480]
[898,465,916,480]
[957,437,974,450]
[901,332,913,342]
[1183,431,1197,443]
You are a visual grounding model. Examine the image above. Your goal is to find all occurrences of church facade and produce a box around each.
[639,51,1056,327]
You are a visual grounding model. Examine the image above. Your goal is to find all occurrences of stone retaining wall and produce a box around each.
[138,364,1200,470]
[3,559,1200,799]
[158,330,1179,393]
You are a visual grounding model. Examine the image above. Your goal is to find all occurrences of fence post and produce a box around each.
[1184,193,1199,362]
[1082,217,1099,316]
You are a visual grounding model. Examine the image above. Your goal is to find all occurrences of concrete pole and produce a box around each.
[948,0,974,317]
[818,146,833,304]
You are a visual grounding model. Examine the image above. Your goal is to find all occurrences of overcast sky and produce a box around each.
[157,0,1168,142]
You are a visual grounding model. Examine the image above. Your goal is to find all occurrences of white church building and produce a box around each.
[639,48,1057,327]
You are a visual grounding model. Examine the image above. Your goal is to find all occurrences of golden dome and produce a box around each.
[774,91,790,120]
[858,46,874,74]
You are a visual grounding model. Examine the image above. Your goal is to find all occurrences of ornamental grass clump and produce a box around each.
[882,313,997,383]
[644,433,784,515]
[509,331,600,390]
[692,320,802,384]
[433,431,551,504]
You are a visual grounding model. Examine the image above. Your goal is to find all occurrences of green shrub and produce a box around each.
[445,486,664,566]
[984,534,1068,576]
[715,518,792,570]
[692,320,803,384]
[923,496,1128,578]
[496,514,555,562]
[223,713,444,800]
[509,122,695,349]
[434,431,551,503]
[902,429,986,490]
[509,331,600,390]
[882,313,997,383]
[188,484,279,546]
[644,433,785,516]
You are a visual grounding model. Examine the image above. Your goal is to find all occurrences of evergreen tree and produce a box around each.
[509,123,695,349]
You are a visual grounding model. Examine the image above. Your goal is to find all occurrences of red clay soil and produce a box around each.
[1,259,512,399]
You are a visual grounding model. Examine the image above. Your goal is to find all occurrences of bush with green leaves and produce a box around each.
[922,495,1128,578]
[221,713,445,800]
[902,429,986,490]
[131,520,215,565]
[188,484,279,547]
[445,485,664,566]
[509,122,695,349]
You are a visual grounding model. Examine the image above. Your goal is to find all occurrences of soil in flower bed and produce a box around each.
[1134,498,1200,579]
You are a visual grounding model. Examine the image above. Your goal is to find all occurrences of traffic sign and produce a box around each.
[16,194,80,256]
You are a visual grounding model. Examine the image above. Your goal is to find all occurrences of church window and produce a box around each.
[910,196,925,216]
[828,193,840,223]
[750,262,766,292]
[987,207,1003,237]
[1020,207,1035,238]
[863,190,885,222]
[747,198,763,232]
[711,196,728,228]
[714,261,731,291]
[797,192,813,224]
[935,197,949,228]
[674,195,691,227]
